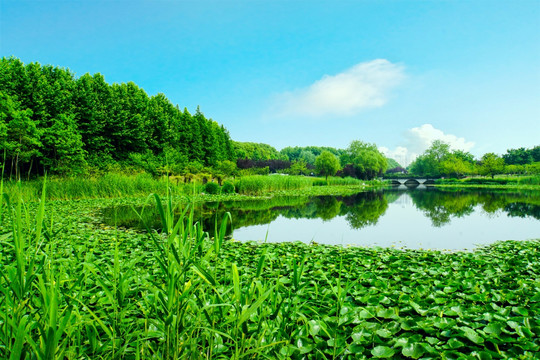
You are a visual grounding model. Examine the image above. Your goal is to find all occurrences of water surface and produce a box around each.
[102,187,540,250]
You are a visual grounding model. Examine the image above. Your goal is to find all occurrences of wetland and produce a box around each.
[102,187,540,250]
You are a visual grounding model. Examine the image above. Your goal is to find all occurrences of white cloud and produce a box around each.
[380,124,475,167]
[406,124,475,154]
[276,59,405,117]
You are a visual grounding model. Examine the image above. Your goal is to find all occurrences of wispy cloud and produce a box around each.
[380,124,475,167]
[276,59,405,117]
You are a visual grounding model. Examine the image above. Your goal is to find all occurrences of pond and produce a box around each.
[101,187,540,250]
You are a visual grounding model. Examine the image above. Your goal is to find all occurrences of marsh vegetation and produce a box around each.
[1,183,539,359]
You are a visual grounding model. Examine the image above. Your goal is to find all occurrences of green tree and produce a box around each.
[409,140,454,177]
[0,92,41,179]
[440,154,473,178]
[531,146,540,162]
[342,141,387,180]
[298,149,316,165]
[39,113,87,174]
[233,141,283,161]
[385,158,401,170]
[287,160,309,175]
[0,57,236,176]
[216,160,237,177]
[315,150,340,181]
[74,73,115,166]
[503,147,533,165]
[480,153,504,178]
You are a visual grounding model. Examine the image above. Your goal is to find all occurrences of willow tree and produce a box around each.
[341,141,387,180]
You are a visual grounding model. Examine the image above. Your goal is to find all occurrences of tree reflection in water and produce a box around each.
[407,188,540,226]
[102,188,540,235]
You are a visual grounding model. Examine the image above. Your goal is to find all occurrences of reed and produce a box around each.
[0,181,538,358]
[234,175,314,195]
[1,173,206,201]
[314,176,365,186]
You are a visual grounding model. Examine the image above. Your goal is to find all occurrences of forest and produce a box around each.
[0,57,235,178]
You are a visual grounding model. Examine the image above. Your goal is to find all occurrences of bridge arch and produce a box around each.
[387,178,435,186]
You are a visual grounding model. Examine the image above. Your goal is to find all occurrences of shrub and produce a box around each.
[222,181,235,194]
[204,182,220,195]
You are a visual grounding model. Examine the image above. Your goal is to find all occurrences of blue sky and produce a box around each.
[1,0,539,165]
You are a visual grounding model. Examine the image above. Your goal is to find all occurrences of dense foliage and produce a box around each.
[503,146,540,165]
[339,141,388,180]
[408,141,540,178]
[237,145,402,180]
[233,141,285,161]
[1,191,538,359]
[315,150,341,180]
[0,57,235,177]
[280,146,344,166]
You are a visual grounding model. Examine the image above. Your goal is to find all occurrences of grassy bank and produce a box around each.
[1,173,200,201]
[0,190,538,359]
[2,174,381,202]
[435,175,540,187]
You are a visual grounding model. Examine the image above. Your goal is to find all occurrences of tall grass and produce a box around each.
[313,176,365,186]
[436,175,540,186]
[2,173,205,201]
[517,175,540,185]
[234,175,314,195]
[4,172,381,202]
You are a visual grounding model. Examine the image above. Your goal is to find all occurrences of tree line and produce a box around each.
[0,57,235,178]
[235,141,388,180]
[408,141,540,178]
[3,57,534,182]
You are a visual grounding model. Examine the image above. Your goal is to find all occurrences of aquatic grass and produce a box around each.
[436,175,540,188]
[234,175,314,195]
[313,176,364,186]
[234,175,383,195]
[0,181,74,359]
[1,173,206,202]
[0,184,539,358]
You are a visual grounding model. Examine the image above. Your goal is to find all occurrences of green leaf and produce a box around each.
[512,307,529,316]
[461,326,484,345]
[371,346,395,358]
[349,343,365,354]
[447,338,465,349]
[238,287,273,326]
[402,343,425,359]
[376,328,393,338]
[377,308,396,319]
[308,320,321,336]
[297,338,314,354]
[483,323,504,336]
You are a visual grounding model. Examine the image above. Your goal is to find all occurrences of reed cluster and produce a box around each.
[0,183,538,358]
[234,175,314,195]
[1,173,204,201]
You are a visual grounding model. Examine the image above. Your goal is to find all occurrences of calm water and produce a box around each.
[102,187,540,250]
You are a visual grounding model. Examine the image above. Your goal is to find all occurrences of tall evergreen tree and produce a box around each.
[0,57,236,176]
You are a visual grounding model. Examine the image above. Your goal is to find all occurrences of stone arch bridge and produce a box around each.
[387,178,436,186]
